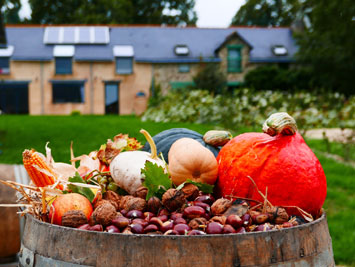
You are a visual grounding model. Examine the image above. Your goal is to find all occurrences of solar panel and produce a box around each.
[44,27,60,44]
[94,27,109,44]
[78,27,91,43]
[44,27,110,44]
[62,27,75,44]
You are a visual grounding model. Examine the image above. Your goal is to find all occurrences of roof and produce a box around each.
[5,26,298,63]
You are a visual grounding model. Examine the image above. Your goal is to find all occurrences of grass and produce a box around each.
[306,139,355,162]
[0,115,220,164]
[0,115,354,265]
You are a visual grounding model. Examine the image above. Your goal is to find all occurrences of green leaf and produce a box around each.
[141,161,171,200]
[68,173,95,203]
[185,179,214,194]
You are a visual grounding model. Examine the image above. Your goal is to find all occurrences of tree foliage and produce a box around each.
[193,63,227,95]
[28,0,197,25]
[295,0,355,96]
[231,0,301,26]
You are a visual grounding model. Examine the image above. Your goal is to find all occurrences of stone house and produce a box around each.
[0,25,297,115]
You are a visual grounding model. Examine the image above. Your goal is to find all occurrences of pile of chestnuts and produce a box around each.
[68,184,307,235]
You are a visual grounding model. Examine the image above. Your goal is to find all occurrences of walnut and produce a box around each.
[103,190,121,210]
[266,206,289,224]
[61,210,88,228]
[181,184,199,200]
[209,216,227,225]
[133,186,148,200]
[119,195,146,211]
[162,189,186,212]
[90,202,117,226]
[188,217,207,230]
[94,199,112,210]
[211,198,232,215]
[147,196,162,214]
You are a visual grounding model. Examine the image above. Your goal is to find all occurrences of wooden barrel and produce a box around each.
[19,213,334,267]
[0,164,25,262]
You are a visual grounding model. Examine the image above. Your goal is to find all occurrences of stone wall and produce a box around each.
[152,63,200,94]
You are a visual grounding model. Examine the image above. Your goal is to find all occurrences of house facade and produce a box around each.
[0,26,297,115]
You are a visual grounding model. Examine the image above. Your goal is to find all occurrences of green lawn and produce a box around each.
[0,115,354,265]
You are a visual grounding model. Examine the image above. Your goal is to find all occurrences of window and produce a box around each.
[174,45,189,56]
[227,45,242,73]
[178,64,190,73]
[116,57,133,74]
[55,57,72,74]
[52,81,85,103]
[272,45,288,56]
[0,57,10,74]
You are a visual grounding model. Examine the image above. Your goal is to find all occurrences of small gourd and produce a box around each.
[110,129,166,195]
[168,138,218,186]
[203,130,232,147]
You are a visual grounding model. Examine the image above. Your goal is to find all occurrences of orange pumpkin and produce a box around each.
[49,193,93,225]
[168,138,218,186]
[216,113,327,217]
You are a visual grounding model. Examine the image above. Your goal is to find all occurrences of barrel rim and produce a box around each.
[25,213,327,239]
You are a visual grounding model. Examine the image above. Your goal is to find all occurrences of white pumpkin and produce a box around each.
[110,129,166,195]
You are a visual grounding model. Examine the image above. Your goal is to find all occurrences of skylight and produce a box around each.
[174,45,189,56]
[44,27,110,44]
[272,45,288,56]
[113,45,134,57]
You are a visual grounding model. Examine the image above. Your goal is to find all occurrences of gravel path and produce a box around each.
[305,128,355,143]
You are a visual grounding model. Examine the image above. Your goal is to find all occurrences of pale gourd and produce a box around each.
[110,129,166,195]
[168,138,218,186]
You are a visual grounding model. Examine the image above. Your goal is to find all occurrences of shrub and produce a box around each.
[193,62,227,95]
[244,66,321,92]
[142,89,355,132]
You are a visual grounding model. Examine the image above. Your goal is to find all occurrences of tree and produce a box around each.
[296,0,355,95]
[231,0,301,26]
[0,0,22,46]
[193,63,227,95]
[28,0,197,25]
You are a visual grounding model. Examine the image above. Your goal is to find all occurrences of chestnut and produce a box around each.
[173,223,191,235]
[173,217,187,225]
[149,217,164,227]
[126,210,143,219]
[132,218,149,228]
[206,222,223,234]
[144,212,155,221]
[89,224,103,232]
[195,194,215,205]
[160,221,174,233]
[158,214,168,222]
[188,230,206,235]
[223,224,237,234]
[170,212,183,221]
[77,224,90,230]
[226,215,243,229]
[112,216,130,229]
[130,223,144,234]
[164,230,179,235]
[144,224,159,233]
[183,206,205,219]
[193,202,211,214]
[106,225,120,233]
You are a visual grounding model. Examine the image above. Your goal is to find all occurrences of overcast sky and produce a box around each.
[19,0,245,28]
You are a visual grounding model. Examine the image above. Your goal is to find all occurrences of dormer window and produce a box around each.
[54,45,75,74]
[272,45,288,56]
[0,46,14,74]
[174,45,189,56]
[113,45,134,74]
